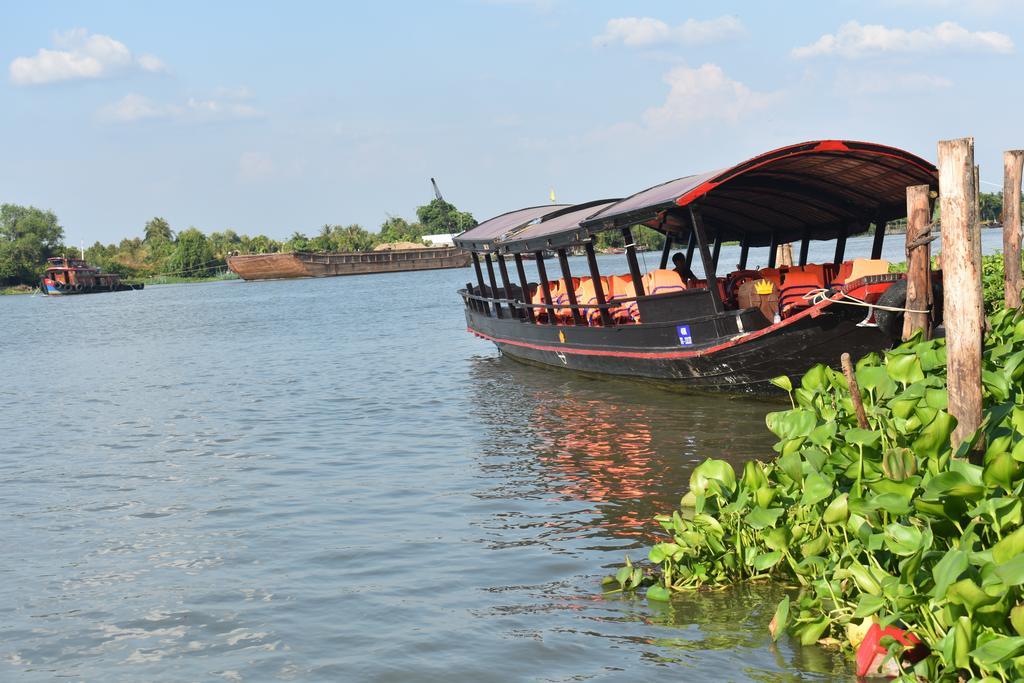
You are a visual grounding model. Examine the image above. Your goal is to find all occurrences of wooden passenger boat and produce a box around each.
[227,246,470,281]
[455,140,941,393]
[40,256,143,296]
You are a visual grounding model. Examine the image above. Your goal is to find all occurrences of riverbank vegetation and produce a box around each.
[606,307,1024,680]
[0,198,476,288]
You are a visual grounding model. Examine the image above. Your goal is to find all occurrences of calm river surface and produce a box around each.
[0,231,1005,682]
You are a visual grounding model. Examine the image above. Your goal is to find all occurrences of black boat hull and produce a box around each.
[465,302,892,394]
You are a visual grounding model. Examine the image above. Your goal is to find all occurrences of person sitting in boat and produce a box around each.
[671,252,696,281]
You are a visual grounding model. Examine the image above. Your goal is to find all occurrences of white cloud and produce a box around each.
[643,63,775,128]
[884,0,1020,13]
[834,70,953,95]
[793,20,1013,59]
[238,152,274,181]
[98,91,263,124]
[594,16,743,47]
[9,28,166,85]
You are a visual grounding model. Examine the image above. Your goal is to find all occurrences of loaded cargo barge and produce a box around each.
[226,247,470,281]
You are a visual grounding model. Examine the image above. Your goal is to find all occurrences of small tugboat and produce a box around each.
[40,256,143,296]
[456,140,941,394]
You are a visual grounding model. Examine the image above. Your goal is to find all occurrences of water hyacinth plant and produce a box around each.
[606,307,1024,680]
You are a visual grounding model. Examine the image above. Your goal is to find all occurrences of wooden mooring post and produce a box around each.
[903,185,933,340]
[937,137,983,453]
[1004,150,1024,308]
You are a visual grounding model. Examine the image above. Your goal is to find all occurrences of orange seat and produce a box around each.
[606,275,636,323]
[759,268,783,289]
[553,277,584,323]
[779,270,826,316]
[687,278,728,303]
[619,279,641,322]
[531,283,552,322]
[830,261,854,287]
[574,276,610,325]
[642,269,686,296]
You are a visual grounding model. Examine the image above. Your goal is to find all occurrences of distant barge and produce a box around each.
[226,247,470,281]
[40,256,143,295]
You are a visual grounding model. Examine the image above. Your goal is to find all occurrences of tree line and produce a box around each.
[0,198,476,286]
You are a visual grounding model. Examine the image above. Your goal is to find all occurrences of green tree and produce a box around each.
[378,216,425,244]
[415,199,475,235]
[170,227,216,276]
[0,203,65,285]
[282,231,310,252]
[144,217,174,243]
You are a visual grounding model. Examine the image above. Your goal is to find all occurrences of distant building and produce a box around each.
[422,233,457,247]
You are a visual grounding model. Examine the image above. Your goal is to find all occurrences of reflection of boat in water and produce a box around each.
[40,256,143,296]
[469,358,775,540]
[456,141,941,393]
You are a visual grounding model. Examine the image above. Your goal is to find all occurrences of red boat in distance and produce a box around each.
[40,256,143,296]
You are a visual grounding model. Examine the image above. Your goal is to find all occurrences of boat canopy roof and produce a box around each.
[454,140,938,254]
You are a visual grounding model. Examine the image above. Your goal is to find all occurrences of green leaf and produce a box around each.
[801,364,828,392]
[615,566,631,586]
[799,617,830,645]
[800,472,833,507]
[854,593,886,618]
[946,578,1000,611]
[1010,605,1024,637]
[932,549,969,598]
[645,585,671,602]
[744,507,784,530]
[751,551,784,571]
[984,450,1019,492]
[769,375,793,393]
[993,527,1024,565]
[764,527,792,552]
[912,410,957,458]
[884,523,924,556]
[844,428,881,447]
[995,554,1024,586]
[770,596,789,642]
[689,459,737,497]
[887,352,925,385]
[969,635,1024,667]
[823,493,849,524]
[870,492,912,515]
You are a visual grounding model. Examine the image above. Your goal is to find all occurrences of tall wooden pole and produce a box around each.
[938,137,983,453]
[1004,151,1024,308]
[903,185,932,340]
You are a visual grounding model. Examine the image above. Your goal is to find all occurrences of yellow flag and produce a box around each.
[549,188,556,203]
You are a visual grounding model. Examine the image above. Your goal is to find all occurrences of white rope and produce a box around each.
[805,288,930,314]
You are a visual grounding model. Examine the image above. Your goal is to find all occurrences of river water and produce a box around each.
[0,231,1006,682]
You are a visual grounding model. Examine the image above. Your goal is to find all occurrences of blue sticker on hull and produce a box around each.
[676,324,692,346]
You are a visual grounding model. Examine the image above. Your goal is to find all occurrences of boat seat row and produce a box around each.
[729,258,891,318]
[515,258,893,326]
[530,269,690,325]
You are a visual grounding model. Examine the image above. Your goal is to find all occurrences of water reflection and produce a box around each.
[604,584,851,680]
[467,355,854,680]
[469,354,778,544]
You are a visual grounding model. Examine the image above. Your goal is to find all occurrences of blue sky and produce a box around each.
[3,0,1023,245]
